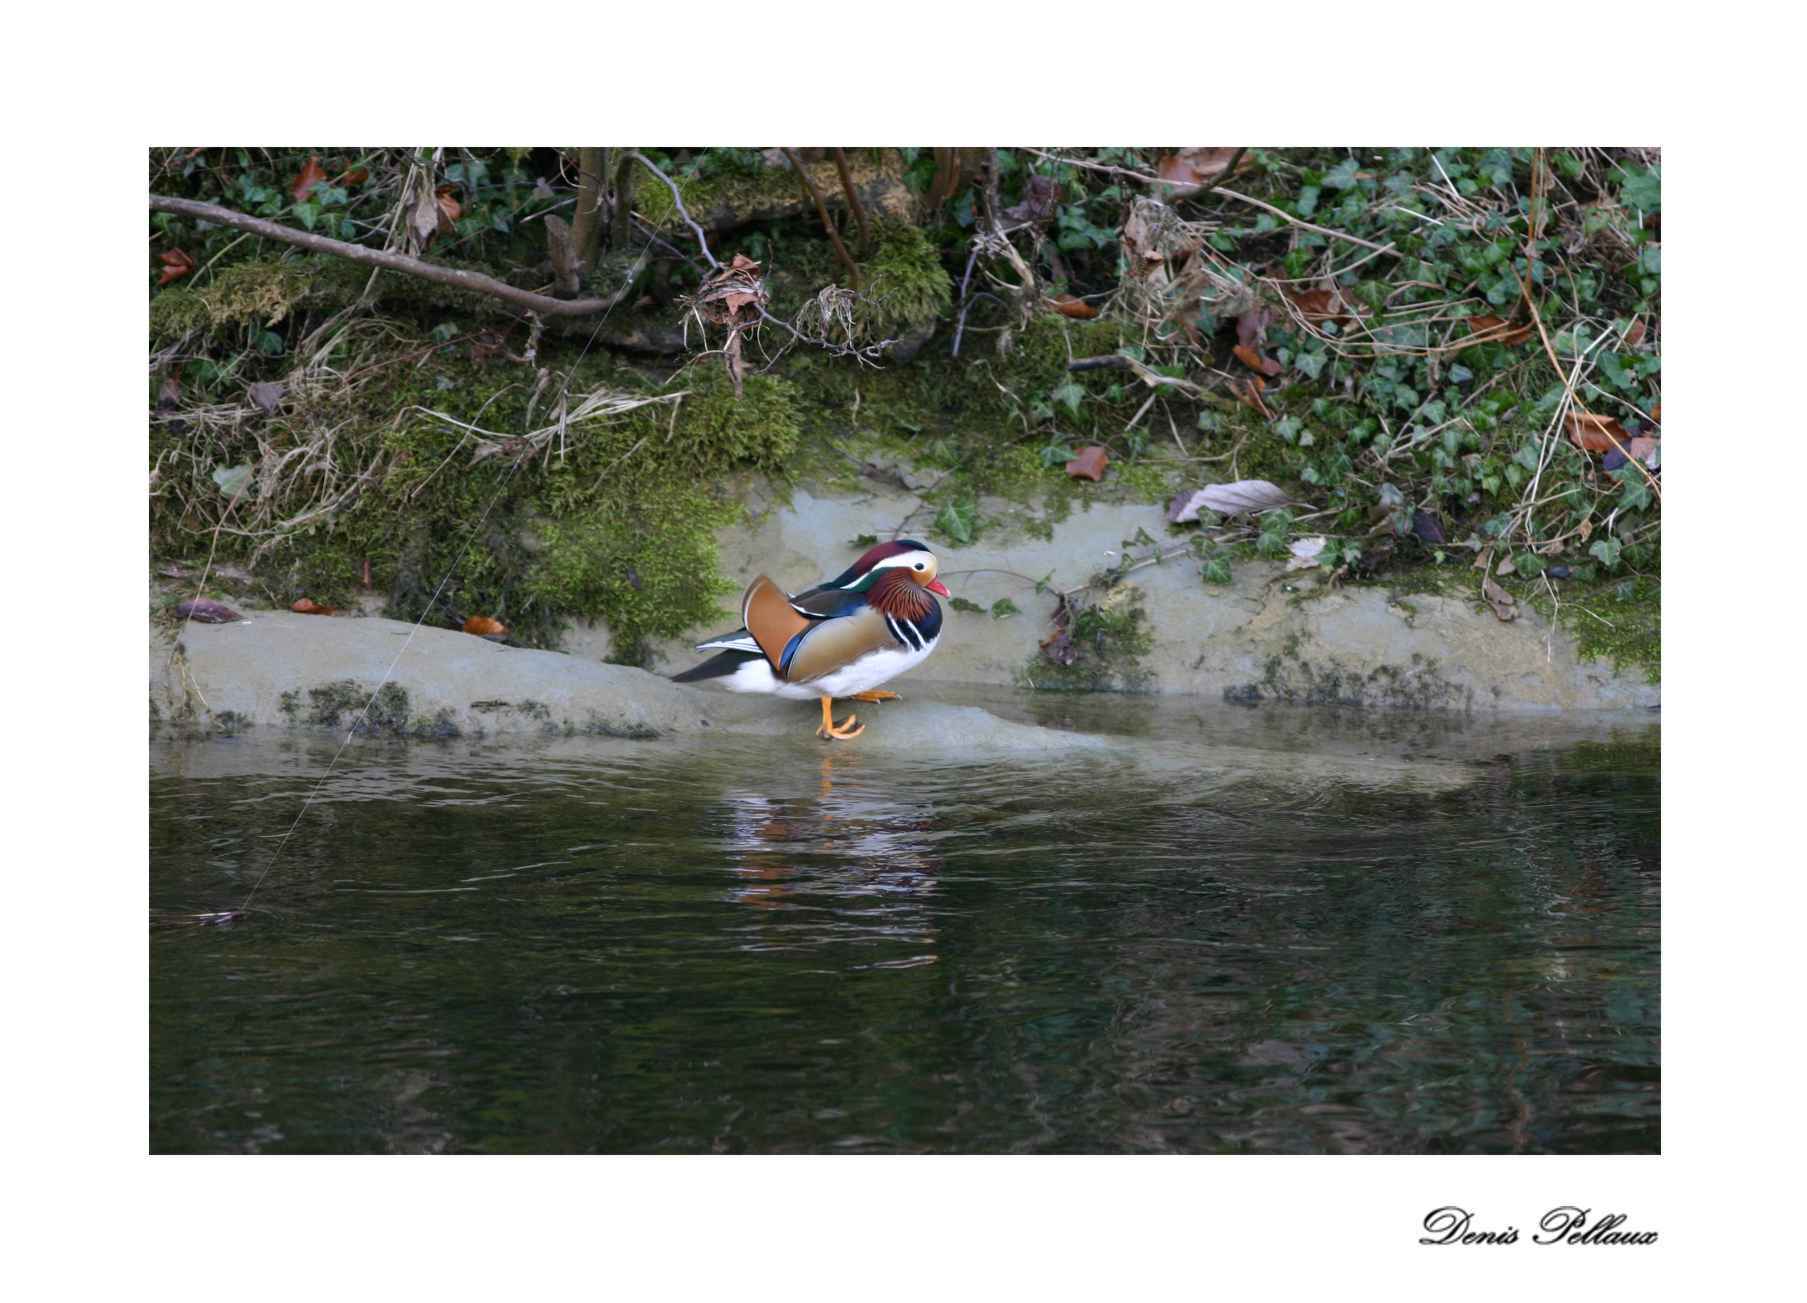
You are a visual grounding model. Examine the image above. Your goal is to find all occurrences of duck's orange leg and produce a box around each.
[817,696,864,740]
[850,690,900,702]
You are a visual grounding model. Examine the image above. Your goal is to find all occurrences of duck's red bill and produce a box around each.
[927,579,951,597]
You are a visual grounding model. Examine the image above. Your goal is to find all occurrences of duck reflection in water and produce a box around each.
[718,754,942,961]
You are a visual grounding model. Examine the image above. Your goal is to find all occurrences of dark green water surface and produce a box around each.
[150,698,1659,1153]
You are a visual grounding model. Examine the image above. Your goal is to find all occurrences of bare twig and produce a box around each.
[624,151,719,270]
[784,148,860,288]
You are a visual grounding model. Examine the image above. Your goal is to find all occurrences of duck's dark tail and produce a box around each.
[670,650,759,683]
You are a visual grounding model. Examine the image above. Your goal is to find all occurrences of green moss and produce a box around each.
[635,164,800,232]
[1018,583,1154,693]
[297,680,411,732]
[857,220,953,335]
[149,288,211,341]
[150,258,318,345]
[1253,647,1471,711]
[1524,572,1661,684]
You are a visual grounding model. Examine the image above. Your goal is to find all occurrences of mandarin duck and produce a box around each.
[671,539,949,740]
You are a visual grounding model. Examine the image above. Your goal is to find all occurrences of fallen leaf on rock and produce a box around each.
[157,248,196,287]
[1065,445,1110,481]
[292,598,337,615]
[1286,536,1326,571]
[176,598,244,624]
[1482,575,1518,622]
[1049,293,1098,319]
[1467,314,1534,347]
[1155,148,1241,193]
[1232,343,1283,377]
[1565,410,1632,454]
[291,156,328,204]
[463,615,508,637]
[1168,479,1291,523]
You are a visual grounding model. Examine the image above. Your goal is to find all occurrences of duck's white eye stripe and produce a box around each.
[874,552,932,573]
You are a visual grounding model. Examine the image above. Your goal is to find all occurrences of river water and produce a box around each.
[150,695,1659,1153]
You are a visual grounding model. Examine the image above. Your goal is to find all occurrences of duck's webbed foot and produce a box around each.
[817,696,865,740]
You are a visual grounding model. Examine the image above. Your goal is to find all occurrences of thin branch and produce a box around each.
[624,151,719,269]
[149,194,644,317]
[783,148,860,288]
[833,148,870,245]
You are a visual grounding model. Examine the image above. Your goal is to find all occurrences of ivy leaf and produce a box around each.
[1324,158,1361,190]
[935,500,975,546]
[1589,537,1623,569]
[1619,166,1661,213]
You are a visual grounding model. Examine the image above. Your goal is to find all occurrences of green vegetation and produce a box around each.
[149,146,1658,679]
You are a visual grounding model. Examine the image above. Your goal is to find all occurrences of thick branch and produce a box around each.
[149,194,640,316]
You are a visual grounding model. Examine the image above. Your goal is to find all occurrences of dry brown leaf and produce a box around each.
[1288,288,1341,322]
[292,598,337,615]
[1065,445,1110,481]
[339,166,369,186]
[157,248,196,287]
[1155,148,1241,193]
[1168,479,1291,522]
[1232,343,1283,377]
[1624,318,1647,347]
[436,187,462,225]
[1237,376,1271,418]
[1627,435,1659,466]
[1467,315,1535,347]
[1049,293,1098,320]
[1565,411,1632,455]
[1482,576,1519,622]
[1651,403,1661,424]
[1235,307,1272,351]
[291,156,328,204]
[463,616,507,636]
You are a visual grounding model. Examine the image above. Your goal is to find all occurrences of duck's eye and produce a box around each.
[914,562,925,571]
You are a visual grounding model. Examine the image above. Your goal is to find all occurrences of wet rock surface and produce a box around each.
[628,486,1657,712]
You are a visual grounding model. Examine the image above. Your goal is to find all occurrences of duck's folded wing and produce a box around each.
[779,604,896,683]
[783,584,864,620]
[742,575,813,674]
